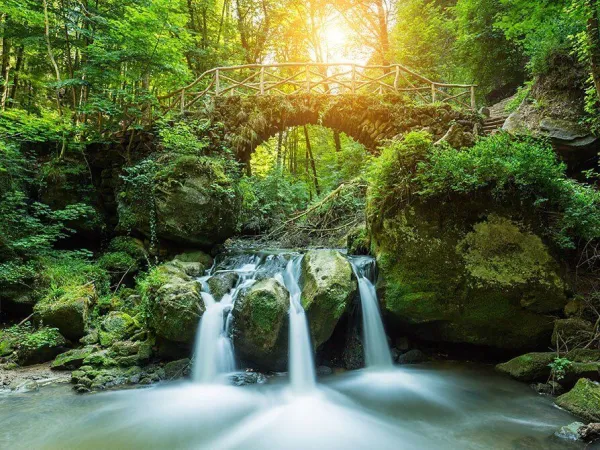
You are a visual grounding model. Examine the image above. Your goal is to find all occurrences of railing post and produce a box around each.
[394,66,399,92]
[470,85,476,110]
[180,89,185,115]
[215,69,220,96]
[305,65,310,93]
[260,67,265,95]
[431,83,436,104]
[352,64,356,94]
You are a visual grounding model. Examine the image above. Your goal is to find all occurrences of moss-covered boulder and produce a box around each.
[552,318,594,348]
[146,265,205,343]
[231,278,289,371]
[300,250,356,348]
[496,353,556,381]
[207,272,239,301]
[98,312,140,347]
[51,346,97,370]
[34,284,95,340]
[555,378,600,422]
[117,155,240,247]
[374,209,567,350]
[0,326,67,366]
[172,251,213,277]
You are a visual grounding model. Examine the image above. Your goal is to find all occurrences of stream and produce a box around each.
[0,249,595,449]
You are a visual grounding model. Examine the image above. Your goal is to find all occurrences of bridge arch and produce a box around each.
[196,94,480,164]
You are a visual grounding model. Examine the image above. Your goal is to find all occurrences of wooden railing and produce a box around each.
[158,63,477,113]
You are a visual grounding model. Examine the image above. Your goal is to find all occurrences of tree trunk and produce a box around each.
[42,0,62,114]
[303,125,320,196]
[276,130,284,170]
[333,130,342,152]
[587,0,600,101]
[9,45,24,106]
[376,0,390,67]
[1,15,11,110]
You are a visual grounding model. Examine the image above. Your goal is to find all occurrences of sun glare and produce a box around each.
[322,22,350,62]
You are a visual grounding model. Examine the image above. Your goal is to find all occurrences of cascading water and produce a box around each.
[192,255,261,384]
[350,256,393,369]
[276,255,317,393]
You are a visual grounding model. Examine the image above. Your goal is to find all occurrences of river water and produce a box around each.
[0,249,594,449]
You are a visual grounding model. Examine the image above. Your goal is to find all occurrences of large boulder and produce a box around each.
[118,156,240,247]
[231,278,289,371]
[144,263,206,343]
[149,279,204,343]
[552,318,594,348]
[300,250,356,348]
[98,312,140,346]
[34,284,95,340]
[555,378,600,423]
[207,272,239,301]
[374,208,567,350]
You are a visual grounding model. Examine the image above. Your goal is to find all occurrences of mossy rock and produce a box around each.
[300,250,357,348]
[109,339,154,367]
[207,272,239,301]
[34,284,95,340]
[172,251,213,278]
[52,346,97,370]
[552,318,594,348]
[148,270,205,343]
[497,350,600,386]
[231,278,289,371]
[15,328,67,366]
[117,155,241,247]
[374,206,567,350]
[555,378,600,422]
[496,352,556,382]
[98,312,140,347]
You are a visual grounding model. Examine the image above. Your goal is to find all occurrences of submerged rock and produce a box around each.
[554,422,585,441]
[231,278,289,371]
[300,250,357,349]
[555,378,600,422]
[228,371,267,386]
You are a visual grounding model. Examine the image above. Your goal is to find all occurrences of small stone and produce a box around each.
[317,366,333,376]
[579,423,600,443]
[554,422,585,441]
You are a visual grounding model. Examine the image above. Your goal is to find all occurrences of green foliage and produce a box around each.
[2,322,63,352]
[504,82,532,113]
[369,132,600,249]
[549,356,572,381]
[240,169,309,233]
[157,119,212,155]
[136,266,169,323]
[37,252,110,304]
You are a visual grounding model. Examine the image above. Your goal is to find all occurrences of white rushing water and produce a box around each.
[350,256,393,369]
[192,257,260,384]
[276,255,317,394]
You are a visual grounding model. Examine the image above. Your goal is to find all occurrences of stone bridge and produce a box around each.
[158,63,481,162]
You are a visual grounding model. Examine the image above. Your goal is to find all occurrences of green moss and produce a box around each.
[556,378,600,422]
[496,352,556,381]
[301,250,356,348]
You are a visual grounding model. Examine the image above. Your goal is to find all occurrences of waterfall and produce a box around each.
[191,256,260,384]
[277,255,316,393]
[350,257,393,369]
